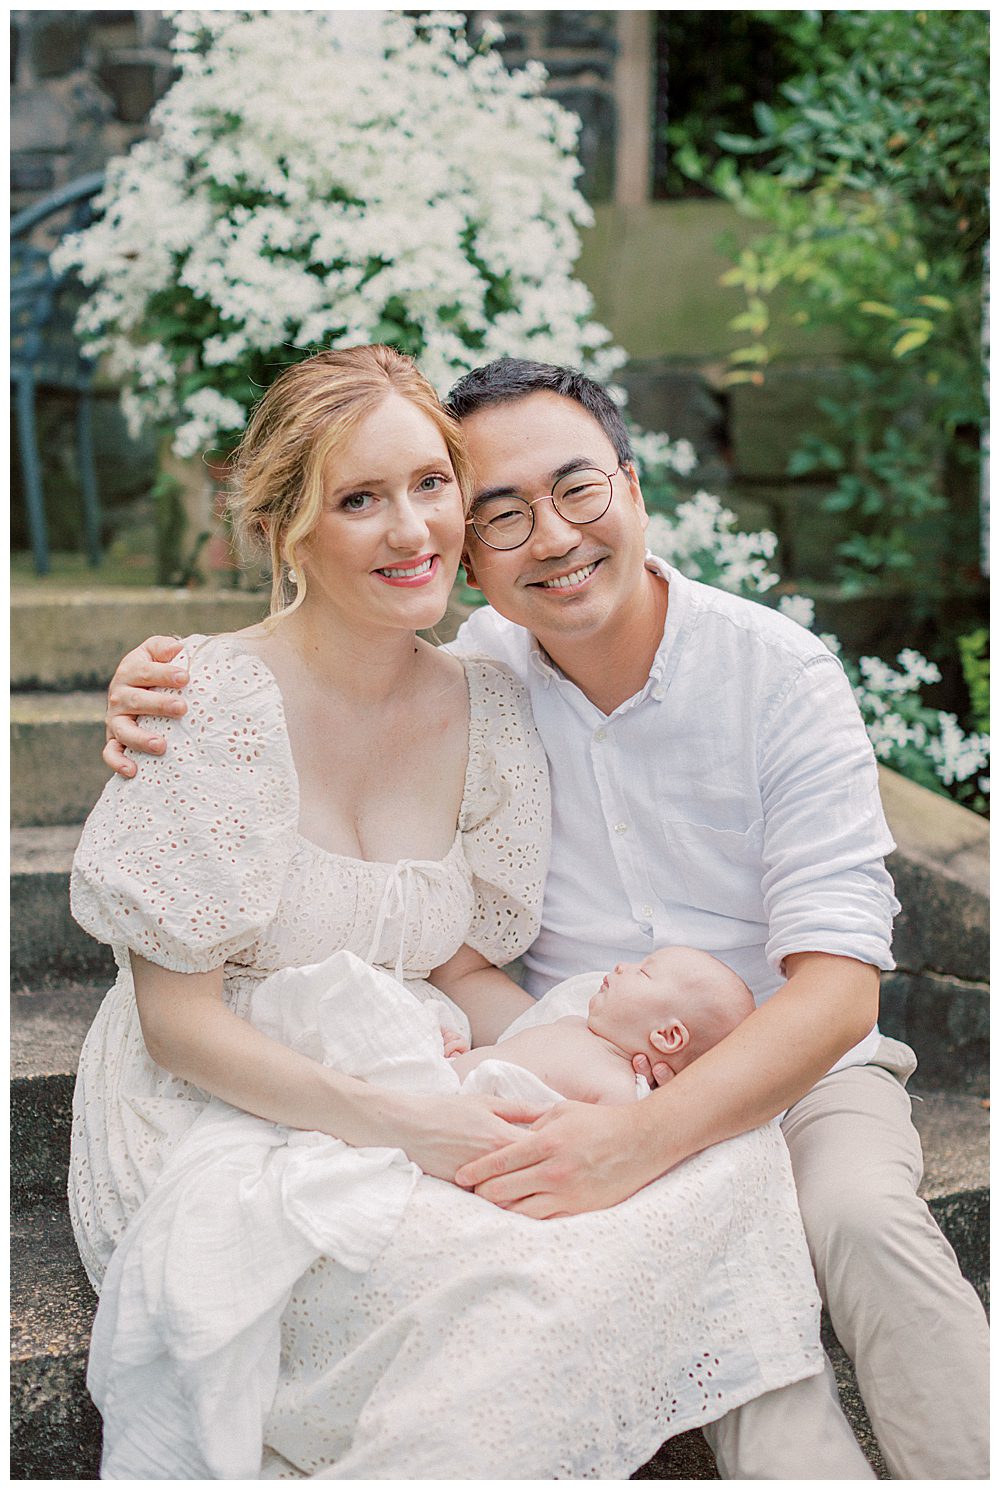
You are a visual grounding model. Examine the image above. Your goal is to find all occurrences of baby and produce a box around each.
[449,946,755,1105]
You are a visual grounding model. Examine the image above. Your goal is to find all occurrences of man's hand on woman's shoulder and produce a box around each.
[104,635,191,777]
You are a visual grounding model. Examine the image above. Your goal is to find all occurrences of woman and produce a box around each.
[70,346,825,1479]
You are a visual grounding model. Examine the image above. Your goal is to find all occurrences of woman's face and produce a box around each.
[299,393,466,633]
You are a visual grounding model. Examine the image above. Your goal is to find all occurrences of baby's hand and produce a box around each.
[442,1028,470,1060]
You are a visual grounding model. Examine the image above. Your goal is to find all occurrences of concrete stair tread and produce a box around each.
[10,975,991,1192]
[907,1087,990,1201]
[11,822,84,872]
[12,1204,96,1365]
[12,983,108,1079]
[11,1202,721,1479]
[10,690,107,723]
[11,1194,986,1482]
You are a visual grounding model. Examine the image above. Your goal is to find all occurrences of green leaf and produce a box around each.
[729,344,770,365]
[858,301,899,318]
[916,294,952,312]
[892,329,931,357]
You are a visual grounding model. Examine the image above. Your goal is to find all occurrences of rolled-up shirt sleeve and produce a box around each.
[758,652,899,975]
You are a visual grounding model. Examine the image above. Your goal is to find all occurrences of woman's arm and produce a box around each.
[132,953,544,1179]
[429,943,534,1046]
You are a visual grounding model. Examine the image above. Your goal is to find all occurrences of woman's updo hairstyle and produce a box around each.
[228,345,473,617]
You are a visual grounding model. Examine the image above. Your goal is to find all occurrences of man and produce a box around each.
[103,359,987,1478]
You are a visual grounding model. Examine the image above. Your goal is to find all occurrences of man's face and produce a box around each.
[460,392,651,652]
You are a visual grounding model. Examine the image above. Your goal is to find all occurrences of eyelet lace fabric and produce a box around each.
[68,633,823,1479]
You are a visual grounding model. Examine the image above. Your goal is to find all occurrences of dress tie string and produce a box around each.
[365,859,452,983]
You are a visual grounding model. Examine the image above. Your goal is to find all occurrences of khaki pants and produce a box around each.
[704,1042,990,1479]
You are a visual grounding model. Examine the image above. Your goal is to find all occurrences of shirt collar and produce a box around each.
[525,552,686,702]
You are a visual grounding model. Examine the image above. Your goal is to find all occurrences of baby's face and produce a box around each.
[587,946,750,1079]
[587,949,695,1078]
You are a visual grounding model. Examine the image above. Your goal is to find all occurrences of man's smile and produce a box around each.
[527,557,606,591]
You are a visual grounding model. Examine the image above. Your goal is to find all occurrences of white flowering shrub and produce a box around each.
[54,9,624,456]
[641,468,990,810]
[52,8,986,812]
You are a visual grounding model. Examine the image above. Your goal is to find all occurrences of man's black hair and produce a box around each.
[445,358,634,466]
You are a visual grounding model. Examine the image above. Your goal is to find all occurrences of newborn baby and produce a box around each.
[449,946,755,1105]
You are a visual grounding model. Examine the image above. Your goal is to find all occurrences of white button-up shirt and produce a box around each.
[449,555,899,1073]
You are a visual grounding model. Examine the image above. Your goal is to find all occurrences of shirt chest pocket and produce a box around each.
[653,813,766,923]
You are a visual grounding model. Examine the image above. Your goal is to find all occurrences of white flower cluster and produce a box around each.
[631,428,699,479]
[54,9,624,453]
[854,654,990,786]
[645,500,989,800]
[646,495,779,596]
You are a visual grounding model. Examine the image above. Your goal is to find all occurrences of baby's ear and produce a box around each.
[650,1020,689,1056]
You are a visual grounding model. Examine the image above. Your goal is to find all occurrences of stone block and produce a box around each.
[10,86,74,151]
[547,85,615,201]
[880,766,989,983]
[879,971,989,1090]
[729,365,852,480]
[736,481,840,583]
[27,13,88,79]
[10,590,269,691]
[11,157,57,195]
[10,693,109,828]
[96,58,166,124]
[620,362,727,464]
[10,1205,102,1481]
[11,827,115,988]
[544,12,616,49]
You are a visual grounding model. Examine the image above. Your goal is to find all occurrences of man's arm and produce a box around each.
[454,950,879,1217]
[455,652,894,1217]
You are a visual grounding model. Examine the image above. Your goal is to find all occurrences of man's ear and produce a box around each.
[650,1020,689,1056]
[460,549,482,592]
[624,461,649,531]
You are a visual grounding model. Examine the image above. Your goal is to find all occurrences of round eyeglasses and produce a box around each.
[466,464,624,551]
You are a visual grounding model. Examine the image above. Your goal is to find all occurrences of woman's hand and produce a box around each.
[104,635,191,777]
[392,1091,549,1184]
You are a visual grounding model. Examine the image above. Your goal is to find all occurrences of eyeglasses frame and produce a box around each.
[465,461,627,552]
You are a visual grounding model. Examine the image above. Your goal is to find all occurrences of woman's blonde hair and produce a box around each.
[227,345,474,618]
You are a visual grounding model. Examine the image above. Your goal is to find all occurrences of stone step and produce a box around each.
[10,1203,722,1481]
[10,585,470,693]
[11,587,268,691]
[12,952,990,1231]
[11,692,108,828]
[11,827,115,988]
[12,983,107,1205]
[11,1176,988,1482]
[11,1203,103,1481]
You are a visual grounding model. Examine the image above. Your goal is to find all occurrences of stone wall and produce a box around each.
[11,9,177,556]
[11,9,175,211]
[10,11,986,670]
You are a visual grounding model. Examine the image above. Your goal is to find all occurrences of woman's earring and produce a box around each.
[287,567,298,583]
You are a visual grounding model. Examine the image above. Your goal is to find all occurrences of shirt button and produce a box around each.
[614,821,629,834]
[641,904,654,918]
[651,684,665,701]
[594,728,607,742]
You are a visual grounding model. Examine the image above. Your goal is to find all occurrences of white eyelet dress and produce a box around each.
[68,635,824,1480]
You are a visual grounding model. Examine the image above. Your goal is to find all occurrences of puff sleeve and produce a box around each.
[458,658,551,967]
[70,634,300,973]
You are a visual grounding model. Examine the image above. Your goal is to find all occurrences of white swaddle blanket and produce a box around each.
[90,952,597,1479]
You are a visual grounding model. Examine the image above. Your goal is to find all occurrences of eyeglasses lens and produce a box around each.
[472,468,613,550]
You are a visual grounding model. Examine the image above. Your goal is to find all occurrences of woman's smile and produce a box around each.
[374,553,441,586]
